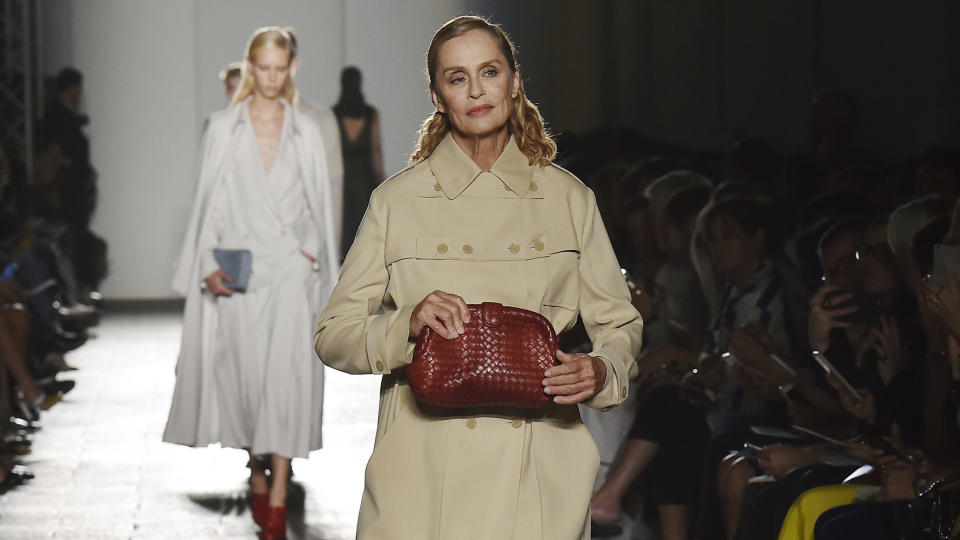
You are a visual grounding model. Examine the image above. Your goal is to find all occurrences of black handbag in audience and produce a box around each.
[900,470,960,540]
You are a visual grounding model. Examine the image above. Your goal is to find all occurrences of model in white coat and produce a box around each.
[163,26,338,540]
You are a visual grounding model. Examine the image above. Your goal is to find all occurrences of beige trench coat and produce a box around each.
[315,133,642,540]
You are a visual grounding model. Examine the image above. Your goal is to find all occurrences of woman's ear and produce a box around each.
[430,87,446,114]
[291,57,301,77]
[510,71,520,99]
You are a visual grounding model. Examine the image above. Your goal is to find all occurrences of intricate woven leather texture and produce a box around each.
[408,302,559,408]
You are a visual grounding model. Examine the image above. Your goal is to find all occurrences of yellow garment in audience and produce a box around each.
[777,484,877,540]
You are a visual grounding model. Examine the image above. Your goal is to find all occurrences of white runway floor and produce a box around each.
[0,309,382,539]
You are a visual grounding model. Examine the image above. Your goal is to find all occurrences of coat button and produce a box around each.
[529,182,538,192]
[462,244,473,254]
[621,386,627,399]
[533,239,545,251]
[508,243,520,254]
[375,361,385,372]
[437,243,448,254]
[433,182,442,191]
[466,418,477,429]
[510,419,523,429]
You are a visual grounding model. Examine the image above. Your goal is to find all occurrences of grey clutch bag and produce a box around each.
[213,249,252,292]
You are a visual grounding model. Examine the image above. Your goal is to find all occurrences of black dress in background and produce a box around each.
[336,105,378,260]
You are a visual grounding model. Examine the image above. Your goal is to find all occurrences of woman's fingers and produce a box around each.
[204,272,234,296]
[421,305,459,339]
[410,290,471,339]
[544,352,604,403]
[546,381,595,396]
[431,302,463,336]
[553,389,597,405]
[826,305,858,319]
[436,291,471,324]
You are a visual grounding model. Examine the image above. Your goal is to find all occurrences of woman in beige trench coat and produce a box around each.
[314,16,643,540]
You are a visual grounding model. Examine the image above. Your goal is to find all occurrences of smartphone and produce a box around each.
[737,442,762,461]
[790,424,846,446]
[824,290,883,325]
[931,244,960,289]
[850,434,918,464]
[811,350,863,401]
[768,353,797,377]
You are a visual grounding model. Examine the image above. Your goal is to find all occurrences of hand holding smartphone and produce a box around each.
[812,350,863,402]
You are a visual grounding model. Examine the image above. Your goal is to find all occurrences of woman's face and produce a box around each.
[430,29,519,139]
[248,46,291,100]
[859,223,898,293]
[705,214,763,279]
[819,231,862,291]
[626,207,657,258]
[663,216,692,263]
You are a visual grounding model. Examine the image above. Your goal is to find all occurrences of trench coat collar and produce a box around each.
[428,132,534,199]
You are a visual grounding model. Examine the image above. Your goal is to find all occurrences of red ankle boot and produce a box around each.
[260,505,287,540]
[250,492,268,527]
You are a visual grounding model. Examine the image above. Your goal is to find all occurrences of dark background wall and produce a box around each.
[468,0,960,161]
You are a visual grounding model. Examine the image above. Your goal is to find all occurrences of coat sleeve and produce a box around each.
[172,117,223,295]
[576,189,643,410]
[314,189,414,375]
[319,109,344,251]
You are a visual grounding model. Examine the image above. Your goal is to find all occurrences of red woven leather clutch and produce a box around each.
[408,302,559,408]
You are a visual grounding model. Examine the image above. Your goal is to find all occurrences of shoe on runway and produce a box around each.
[260,505,288,540]
[250,492,268,527]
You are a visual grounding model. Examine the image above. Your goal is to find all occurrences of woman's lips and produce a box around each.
[467,105,493,116]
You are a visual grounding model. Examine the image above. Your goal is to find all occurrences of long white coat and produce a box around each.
[163,99,339,449]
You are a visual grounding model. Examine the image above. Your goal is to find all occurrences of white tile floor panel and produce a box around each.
[0,310,382,539]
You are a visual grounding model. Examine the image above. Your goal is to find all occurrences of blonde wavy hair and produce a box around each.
[230,26,296,106]
[410,16,556,167]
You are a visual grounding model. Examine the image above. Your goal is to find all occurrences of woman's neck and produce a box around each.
[450,125,510,171]
[249,93,284,118]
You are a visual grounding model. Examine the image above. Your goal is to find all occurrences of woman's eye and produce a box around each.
[483,68,498,77]
[451,76,465,84]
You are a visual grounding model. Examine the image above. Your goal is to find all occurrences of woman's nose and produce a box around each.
[468,78,484,99]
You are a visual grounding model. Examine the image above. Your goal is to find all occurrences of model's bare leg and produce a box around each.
[248,450,268,495]
[0,313,43,402]
[268,454,290,507]
[590,439,660,523]
[657,504,689,540]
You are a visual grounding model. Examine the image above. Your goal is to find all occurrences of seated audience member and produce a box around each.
[219,62,242,101]
[720,215,928,540]
[592,195,793,540]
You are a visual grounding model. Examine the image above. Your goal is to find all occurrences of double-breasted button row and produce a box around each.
[437,243,477,254]
[500,182,538,193]
[465,418,523,429]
